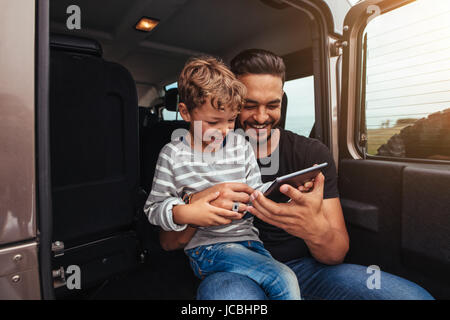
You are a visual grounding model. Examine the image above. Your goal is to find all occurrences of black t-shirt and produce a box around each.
[255,128,339,263]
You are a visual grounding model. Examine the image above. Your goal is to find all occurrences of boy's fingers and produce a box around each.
[214,207,243,219]
[213,216,232,226]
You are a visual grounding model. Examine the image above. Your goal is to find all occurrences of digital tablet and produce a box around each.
[263,163,328,201]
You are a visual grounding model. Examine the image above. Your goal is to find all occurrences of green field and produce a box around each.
[367,123,411,155]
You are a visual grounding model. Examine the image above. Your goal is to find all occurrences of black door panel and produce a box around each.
[339,159,404,272]
[339,159,450,298]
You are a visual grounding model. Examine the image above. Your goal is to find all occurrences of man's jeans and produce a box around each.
[186,241,301,300]
[197,256,435,300]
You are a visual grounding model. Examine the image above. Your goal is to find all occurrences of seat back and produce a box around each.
[140,88,189,193]
[49,34,140,295]
[137,88,198,298]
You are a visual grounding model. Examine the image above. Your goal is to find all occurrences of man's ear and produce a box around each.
[178,103,191,122]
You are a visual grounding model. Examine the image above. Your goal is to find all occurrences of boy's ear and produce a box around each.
[178,103,191,122]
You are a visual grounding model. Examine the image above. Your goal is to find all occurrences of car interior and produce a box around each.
[46,0,450,299]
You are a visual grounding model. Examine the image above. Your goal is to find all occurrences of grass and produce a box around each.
[367,123,412,155]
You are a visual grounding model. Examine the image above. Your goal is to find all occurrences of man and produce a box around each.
[159,49,433,300]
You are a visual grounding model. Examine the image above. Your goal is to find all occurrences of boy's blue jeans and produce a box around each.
[196,256,435,300]
[185,240,301,300]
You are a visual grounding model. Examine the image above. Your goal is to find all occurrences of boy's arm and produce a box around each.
[143,146,187,232]
[159,183,255,251]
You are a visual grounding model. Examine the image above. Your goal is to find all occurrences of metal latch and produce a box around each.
[330,40,348,57]
[359,132,368,160]
[52,241,65,257]
[52,266,67,289]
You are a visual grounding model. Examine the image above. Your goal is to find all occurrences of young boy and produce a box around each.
[144,56,300,300]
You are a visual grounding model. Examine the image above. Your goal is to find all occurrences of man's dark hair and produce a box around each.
[230,49,286,84]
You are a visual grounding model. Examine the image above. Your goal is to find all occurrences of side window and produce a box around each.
[162,82,179,120]
[284,76,316,137]
[162,109,178,120]
[362,0,450,161]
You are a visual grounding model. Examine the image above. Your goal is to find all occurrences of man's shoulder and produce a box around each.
[280,128,330,155]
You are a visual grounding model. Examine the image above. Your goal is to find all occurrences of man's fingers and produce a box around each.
[231,192,251,204]
[250,191,288,216]
[251,194,276,217]
[250,191,298,220]
[236,202,248,213]
[304,181,314,189]
[299,180,314,192]
[227,183,255,195]
[311,172,325,195]
[247,206,287,230]
[280,184,305,204]
[205,191,221,202]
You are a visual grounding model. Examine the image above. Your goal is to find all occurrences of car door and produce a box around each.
[0,0,43,300]
[339,0,450,299]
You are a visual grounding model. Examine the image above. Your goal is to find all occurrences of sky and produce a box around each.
[364,0,450,128]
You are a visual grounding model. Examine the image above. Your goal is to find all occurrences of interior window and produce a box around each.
[162,82,179,120]
[165,82,178,90]
[362,0,450,161]
[284,76,315,137]
[162,109,178,120]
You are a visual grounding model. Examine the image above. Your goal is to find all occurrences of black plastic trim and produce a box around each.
[36,0,55,300]
[280,0,335,147]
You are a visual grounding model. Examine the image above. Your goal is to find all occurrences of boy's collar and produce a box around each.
[180,133,228,152]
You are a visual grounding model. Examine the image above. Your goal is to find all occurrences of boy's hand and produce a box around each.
[173,192,243,227]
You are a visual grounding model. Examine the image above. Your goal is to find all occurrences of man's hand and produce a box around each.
[191,182,255,213]
[248,173,328,241]
[173,191,243,227]
[247,173,349,265]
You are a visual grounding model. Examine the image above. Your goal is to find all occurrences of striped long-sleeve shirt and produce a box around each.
[143,131,268,250]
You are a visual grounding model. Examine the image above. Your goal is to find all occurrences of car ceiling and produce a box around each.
[50,0,312,89]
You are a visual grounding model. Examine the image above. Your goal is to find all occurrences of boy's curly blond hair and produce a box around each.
[178,56,246,112]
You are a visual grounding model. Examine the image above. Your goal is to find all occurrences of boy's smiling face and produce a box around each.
[179,97,238,150]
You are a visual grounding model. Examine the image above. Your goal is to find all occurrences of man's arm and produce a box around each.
[247,173,349,265]
[302,197,349,265]
[159,227,197,251]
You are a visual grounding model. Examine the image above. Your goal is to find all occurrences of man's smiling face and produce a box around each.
[238,74,283,144]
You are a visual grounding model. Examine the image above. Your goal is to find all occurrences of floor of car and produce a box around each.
[70,250,200,300]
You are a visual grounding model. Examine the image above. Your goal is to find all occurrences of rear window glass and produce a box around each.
[361,0,450,161]
[163,82,179,120]
[284,76,315,137]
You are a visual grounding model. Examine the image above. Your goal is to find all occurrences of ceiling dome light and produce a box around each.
[135,17,159,32]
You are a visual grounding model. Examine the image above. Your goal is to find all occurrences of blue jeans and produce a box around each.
[186,241,301,300]
[197,256,434,300]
